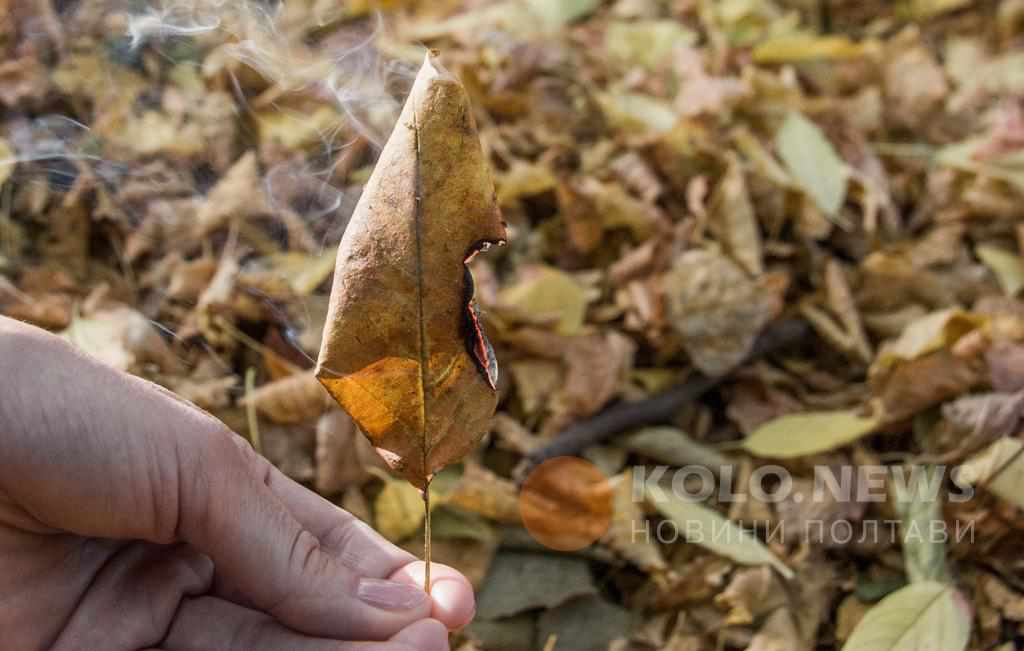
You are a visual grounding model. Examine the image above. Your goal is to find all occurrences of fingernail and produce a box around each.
[357,578,429,611]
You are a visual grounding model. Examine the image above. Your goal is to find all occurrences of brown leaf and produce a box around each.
[314,409,387,495]
[554,331,635,418]
[242,369,334,424]
[316,54,507,488]
[664,249,784,376]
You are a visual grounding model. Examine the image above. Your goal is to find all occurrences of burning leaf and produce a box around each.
[841,581,971,651]
[316,54,506,489]
[776,111,849,217]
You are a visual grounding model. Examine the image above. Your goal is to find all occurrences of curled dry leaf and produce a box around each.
[315,54,507,488]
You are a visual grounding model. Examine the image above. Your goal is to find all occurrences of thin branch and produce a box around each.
[519,318,811,475]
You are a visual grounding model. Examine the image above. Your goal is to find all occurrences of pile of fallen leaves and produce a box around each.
[3,0,1024,649]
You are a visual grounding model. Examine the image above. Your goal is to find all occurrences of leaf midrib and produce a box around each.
[412,99,430,479]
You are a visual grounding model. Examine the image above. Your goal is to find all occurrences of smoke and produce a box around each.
[2,0,420,362]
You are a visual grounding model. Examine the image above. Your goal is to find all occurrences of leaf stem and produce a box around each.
[423,480,432,594]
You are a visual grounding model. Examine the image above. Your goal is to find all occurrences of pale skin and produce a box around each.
[0,316,475,650]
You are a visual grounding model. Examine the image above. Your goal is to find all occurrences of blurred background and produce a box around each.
[2,0,1024,649]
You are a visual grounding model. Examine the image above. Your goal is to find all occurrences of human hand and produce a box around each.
[0,316,474,650]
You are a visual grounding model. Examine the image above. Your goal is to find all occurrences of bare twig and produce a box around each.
[519,318,811,476]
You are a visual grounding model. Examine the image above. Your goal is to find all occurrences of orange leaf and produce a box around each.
[316,54,506,489]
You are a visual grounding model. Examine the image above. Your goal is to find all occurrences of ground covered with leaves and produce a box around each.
[3,0,1024,649]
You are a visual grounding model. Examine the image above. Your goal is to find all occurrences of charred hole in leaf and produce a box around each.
[462,241,502,390]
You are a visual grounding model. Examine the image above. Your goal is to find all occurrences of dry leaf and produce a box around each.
[316,54,507,488]
[604,471,667,573]
[497,265,590,336]
[841,581,971,651]
[775,112,849,217]
[644,483,794,579]
[242,369,334,424]
[314,409,387,495]
[709,157,763,276]
[743,409,881,459]
[60,306,183,374]
[664,249,782,376]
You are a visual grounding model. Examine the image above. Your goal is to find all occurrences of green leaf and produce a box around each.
[619,427,732,470]
[526,0,602,30]
[537,595,633,651]
[475,552,596,619]
[606,20,697,68]
[644,485,794,579]
[892,466,949,584]
[842,581,971,651]
[976,244,1024,296]
[776,111,849,216]
[742,409,880,458]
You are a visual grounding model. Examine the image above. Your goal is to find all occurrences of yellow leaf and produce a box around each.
[596,92,678,135]
[776,111,849,216]
[873,308,986,374]
[956,437,1024,511]
[743,409,880,458]
[0,138,14,186]
[498,266,590,336]
[374,476,426,542]
[976,244,1024,296]
[264,249,338,295]
[753,33,879,63]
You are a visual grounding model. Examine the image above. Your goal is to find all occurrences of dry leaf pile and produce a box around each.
[3,0,1024,649]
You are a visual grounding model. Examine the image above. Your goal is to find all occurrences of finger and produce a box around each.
[260,464,415,576]
[50,543,213,651]
[163,597,449,651]
[215,462,476,631]
[181,435,433,639]
[0,322,431,640]
[391,561,476,630]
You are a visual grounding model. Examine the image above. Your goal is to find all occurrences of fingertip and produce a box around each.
[391,562,476,630]
[431,577,476,629]
[392,618,449,651]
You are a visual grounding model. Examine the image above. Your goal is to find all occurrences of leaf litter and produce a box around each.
[5,0,1024,649]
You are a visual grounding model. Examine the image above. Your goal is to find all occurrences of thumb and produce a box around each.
[0,318,431,641]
